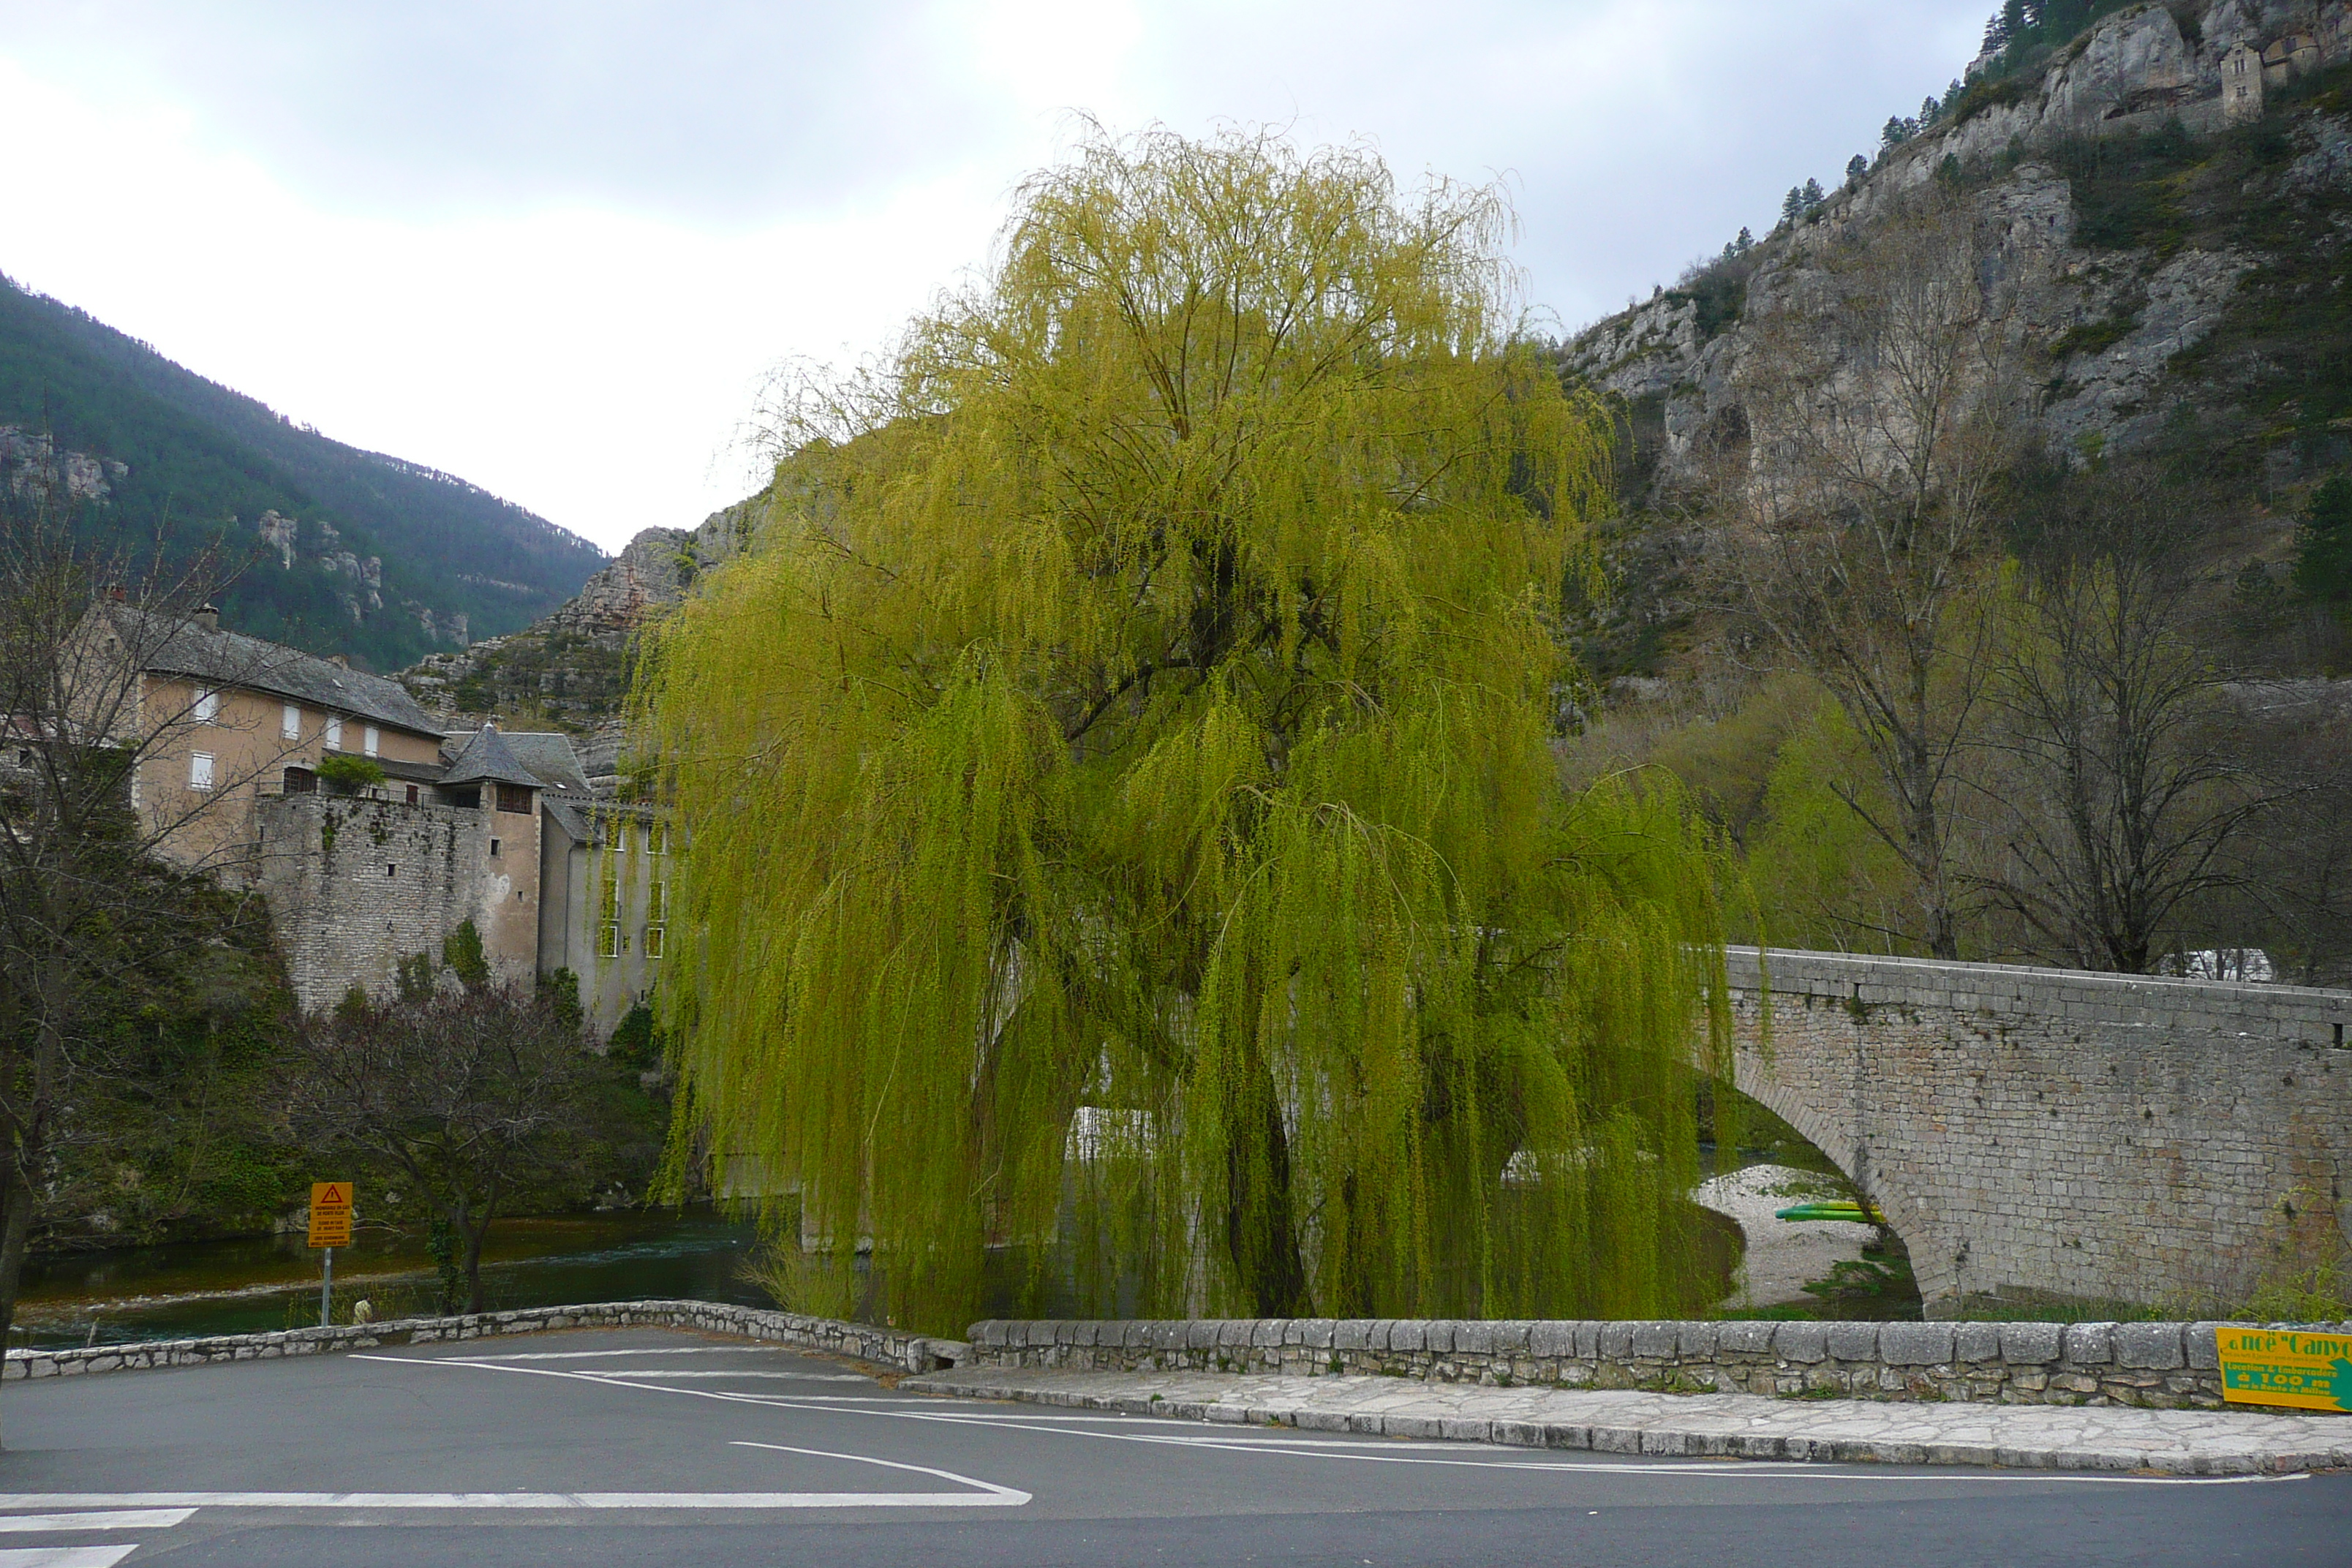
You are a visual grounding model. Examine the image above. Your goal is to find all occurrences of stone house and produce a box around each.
[88,603,661,1032]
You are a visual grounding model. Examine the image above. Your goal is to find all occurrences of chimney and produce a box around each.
[192,603,220,630]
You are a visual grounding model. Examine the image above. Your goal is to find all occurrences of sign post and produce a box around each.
[308,1182,353,1328]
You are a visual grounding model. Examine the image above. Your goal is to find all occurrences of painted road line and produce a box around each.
[0,1485,1028,1511]
[442,1349,843,1362]
[532,1370,876,1382]
[0,1549,140,1568]
[354,1356,2298,1488]
[0,1514,192,1533]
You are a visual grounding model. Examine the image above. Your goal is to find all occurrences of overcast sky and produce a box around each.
[0,1,1987,556]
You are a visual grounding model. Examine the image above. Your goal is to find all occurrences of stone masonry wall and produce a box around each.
[2,1300,967,1382]
[963,1316,2349,1410]
[257,793,524,1012]
[1725,949,2352,1316]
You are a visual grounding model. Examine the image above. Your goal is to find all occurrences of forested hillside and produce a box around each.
[0,274,605,671]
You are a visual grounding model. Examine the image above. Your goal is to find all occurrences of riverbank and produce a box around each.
[7,1211,765,1348]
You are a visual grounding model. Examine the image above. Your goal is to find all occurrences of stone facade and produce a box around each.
[257,794,534,1011]
[1722,949,2352,1316]
[960,1315,2345,1411]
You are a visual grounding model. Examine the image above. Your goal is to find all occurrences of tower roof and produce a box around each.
[439,724,540,788]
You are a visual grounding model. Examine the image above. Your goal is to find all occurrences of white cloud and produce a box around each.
[0,1,1990,553]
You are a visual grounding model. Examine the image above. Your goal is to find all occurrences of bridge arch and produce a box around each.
[1715,949,2352,1316]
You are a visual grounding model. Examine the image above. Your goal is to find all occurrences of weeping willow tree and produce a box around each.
[638,127,1732,1333]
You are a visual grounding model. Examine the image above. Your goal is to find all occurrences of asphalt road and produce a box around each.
[0,1327,2342,1567]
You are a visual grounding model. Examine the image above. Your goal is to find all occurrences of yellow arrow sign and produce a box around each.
[308,1181,353,1248]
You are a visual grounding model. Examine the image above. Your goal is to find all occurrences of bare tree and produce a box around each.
[287,973,638,1313]
[1975,467,2265,973]
[2231,682,2352,987]
[0,480,282,1348]
[1714,187,2042,957]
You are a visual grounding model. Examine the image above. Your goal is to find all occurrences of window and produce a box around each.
[608,814,627,852]
[644,821,667,854]
[404,784,418,806]
[598,872,622,959]
[194,687,220,723]
[284,766,316,794]
[325,716,344,750]
[645,880,667,960]
[497,782,532,815]
[363,725,380,758]
[644,924,665,959]
[281,703,300,740]
[489,838,502,858]
[189,752,215,791]
[385,863,397,878]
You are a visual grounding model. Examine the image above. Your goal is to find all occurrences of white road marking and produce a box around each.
[0,1482,1026,1511]
[0,1515,191,1534]
[560,1370,875,1382]
[354,1354,2292,1488]
[0,1548,140,1568]
[445,1348,838,1362]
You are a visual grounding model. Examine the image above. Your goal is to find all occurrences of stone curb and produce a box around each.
[900,1369,2352,1476]
[1,1300,969,1382]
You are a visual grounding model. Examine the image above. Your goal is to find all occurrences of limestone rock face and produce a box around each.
[1564,0,2352,495]
[397,495,762,732]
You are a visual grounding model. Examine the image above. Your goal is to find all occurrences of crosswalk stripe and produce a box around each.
[0,1514,191,1533]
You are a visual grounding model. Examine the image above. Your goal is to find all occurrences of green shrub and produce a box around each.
[314,754,385,793]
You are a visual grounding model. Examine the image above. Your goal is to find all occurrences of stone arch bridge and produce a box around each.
[1722,949,2352,1318]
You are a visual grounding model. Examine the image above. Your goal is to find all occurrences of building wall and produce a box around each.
[1722,949,2352,1316]
[257,792,535,1012]
[539,806,666,1037]
[140,673,441,880]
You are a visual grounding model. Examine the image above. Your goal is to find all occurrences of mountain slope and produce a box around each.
[0,274,606,671]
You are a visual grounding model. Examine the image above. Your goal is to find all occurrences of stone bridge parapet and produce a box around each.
[1722,949,2352,1316]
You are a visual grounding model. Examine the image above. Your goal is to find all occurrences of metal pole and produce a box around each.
[321,1246,333,1327]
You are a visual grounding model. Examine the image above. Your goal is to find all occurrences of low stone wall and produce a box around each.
[1,1299,968,1382]
[963,1316,2352,1410]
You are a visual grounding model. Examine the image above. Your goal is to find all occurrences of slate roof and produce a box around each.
[104,606,443,739]
[500,732,596,798]
[440,725,542,788]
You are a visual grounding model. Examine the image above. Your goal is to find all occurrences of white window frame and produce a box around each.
[363,724,380,758]
[194,687,220,724]
[325,715,344,751]
[189,751,215,791]
[281,702,301,741]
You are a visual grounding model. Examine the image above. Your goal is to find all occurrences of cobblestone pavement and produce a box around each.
[902,1367,2352,1475]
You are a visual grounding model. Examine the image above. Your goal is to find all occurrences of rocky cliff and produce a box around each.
[399,497,759,739]
[1574,1,2349,484]
[1563,0,2352,675]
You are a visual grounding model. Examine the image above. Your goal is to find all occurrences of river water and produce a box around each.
[11,1211,767,1349]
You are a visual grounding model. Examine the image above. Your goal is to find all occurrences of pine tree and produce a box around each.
[1782,185,1807,223]
[1883,116,1913,150]
[1801,177,1825,210]
[2293,473,2352,603]
[638,127,1733,1330]
[1846,154,1870,186]
[1735,225,1754,252]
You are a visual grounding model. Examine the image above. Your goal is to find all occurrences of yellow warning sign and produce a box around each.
[2216,1326,2352,1413]
[307,1181,353,1248]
